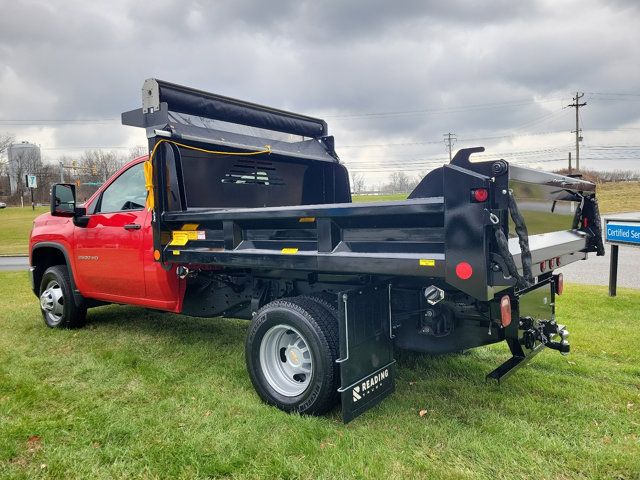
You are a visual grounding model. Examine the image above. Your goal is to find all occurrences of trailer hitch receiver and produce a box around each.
[487,317,570,382]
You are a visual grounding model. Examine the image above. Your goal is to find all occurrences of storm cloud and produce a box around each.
[1,0,638,185]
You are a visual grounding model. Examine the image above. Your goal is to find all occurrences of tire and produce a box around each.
[245,297,340,415]
[39,265,86,328]
[306,292,339,319]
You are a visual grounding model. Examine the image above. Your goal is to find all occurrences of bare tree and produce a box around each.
[33,162,58,204]
[0,133,13,156]
[79,150,126,182]
[0,133,15,177]
[351,172,366,194]
[9,146,43,200]
[129,145,148,160]
[387,171,411,194]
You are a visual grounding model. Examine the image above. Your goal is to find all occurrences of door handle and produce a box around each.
[123,223,141,230]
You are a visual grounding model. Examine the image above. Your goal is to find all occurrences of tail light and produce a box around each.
[548,258,555,269]
[539,261,546,272]
[500,295,512,327]
[556,256,561,266]
[555,273,564,295]
[471,188,489,202]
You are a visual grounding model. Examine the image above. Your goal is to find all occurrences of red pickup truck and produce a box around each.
[30,155,184,327]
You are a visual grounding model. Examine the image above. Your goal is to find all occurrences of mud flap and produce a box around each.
[337,285,395,423]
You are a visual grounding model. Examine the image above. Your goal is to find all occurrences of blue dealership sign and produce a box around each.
[605,218,640,247]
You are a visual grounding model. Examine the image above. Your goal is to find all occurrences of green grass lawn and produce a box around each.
[0,207,48,256]
[1,273,638,479]
[352,193,407,202]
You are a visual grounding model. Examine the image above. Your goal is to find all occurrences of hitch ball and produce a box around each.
[423,285,445,305]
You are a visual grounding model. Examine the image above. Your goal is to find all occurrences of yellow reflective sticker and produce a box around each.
[419,259,436,267]
[181,223,200,231]
[169,230,202,246]
[298,217,316,223]
[281,248,299,254]
[172,250,180,256]
[170,233,189,246]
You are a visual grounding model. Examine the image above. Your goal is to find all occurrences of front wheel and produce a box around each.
[245,297,339,415]
[39,265,86,328]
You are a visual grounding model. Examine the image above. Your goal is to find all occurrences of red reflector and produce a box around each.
[455,262,473,280]
[539,261,546,272]
[583,217,589,228]
[472,188,489,202]
[500,295,512,327]
[548,258,555,269]
[556,273,564,295]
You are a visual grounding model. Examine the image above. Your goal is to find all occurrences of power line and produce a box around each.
[585,92,640,97]
[324,96,565,119]
[39,146,134,151]
[346,155,633,174]
[0,118,119,126]
[342,147,576,168]
[339,130,571,149]
[341,147,574,165]
[0,98,565,125]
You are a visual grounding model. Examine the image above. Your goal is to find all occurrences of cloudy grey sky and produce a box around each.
[1,0,639,187]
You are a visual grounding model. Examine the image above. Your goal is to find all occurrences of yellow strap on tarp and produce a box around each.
[144,139,271,211]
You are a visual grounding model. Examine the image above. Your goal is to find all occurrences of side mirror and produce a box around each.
[50,184,77,217]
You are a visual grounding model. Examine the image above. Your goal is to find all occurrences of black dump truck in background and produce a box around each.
[120,79,604,422]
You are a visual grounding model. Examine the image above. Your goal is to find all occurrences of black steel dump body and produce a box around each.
[123,79,604,421]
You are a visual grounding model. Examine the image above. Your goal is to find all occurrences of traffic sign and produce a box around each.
[604,216,640,297]
[605,218,640,247]
[26,174,37,189]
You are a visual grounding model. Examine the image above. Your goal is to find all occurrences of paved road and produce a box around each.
[559,243,640,289]
[559,211,640,290]
[0,256,28,271]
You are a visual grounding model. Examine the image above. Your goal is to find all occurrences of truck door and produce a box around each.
[74,162,147,301]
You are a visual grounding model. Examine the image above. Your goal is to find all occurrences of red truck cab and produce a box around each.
[30,156,184,328]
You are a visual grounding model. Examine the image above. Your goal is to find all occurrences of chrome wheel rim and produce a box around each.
[259,324,313,397]
[40,280,64,324]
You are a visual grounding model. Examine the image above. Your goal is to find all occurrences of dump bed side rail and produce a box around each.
[162,197,446,278]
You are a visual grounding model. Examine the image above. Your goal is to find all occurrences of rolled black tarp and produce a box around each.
[155,79,327,138]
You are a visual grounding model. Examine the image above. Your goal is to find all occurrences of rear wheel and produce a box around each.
[39,265,86,328]
[245,297,339,415]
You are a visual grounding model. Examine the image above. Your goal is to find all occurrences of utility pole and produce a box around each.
[568,152,572,174]
[443,132,457,162]
[59,161,64,183]
[567,92,586,171]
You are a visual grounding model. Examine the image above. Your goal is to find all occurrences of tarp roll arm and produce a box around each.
[135,78,328,138]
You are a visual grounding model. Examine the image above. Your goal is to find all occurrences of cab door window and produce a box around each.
[97,163,146,213]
